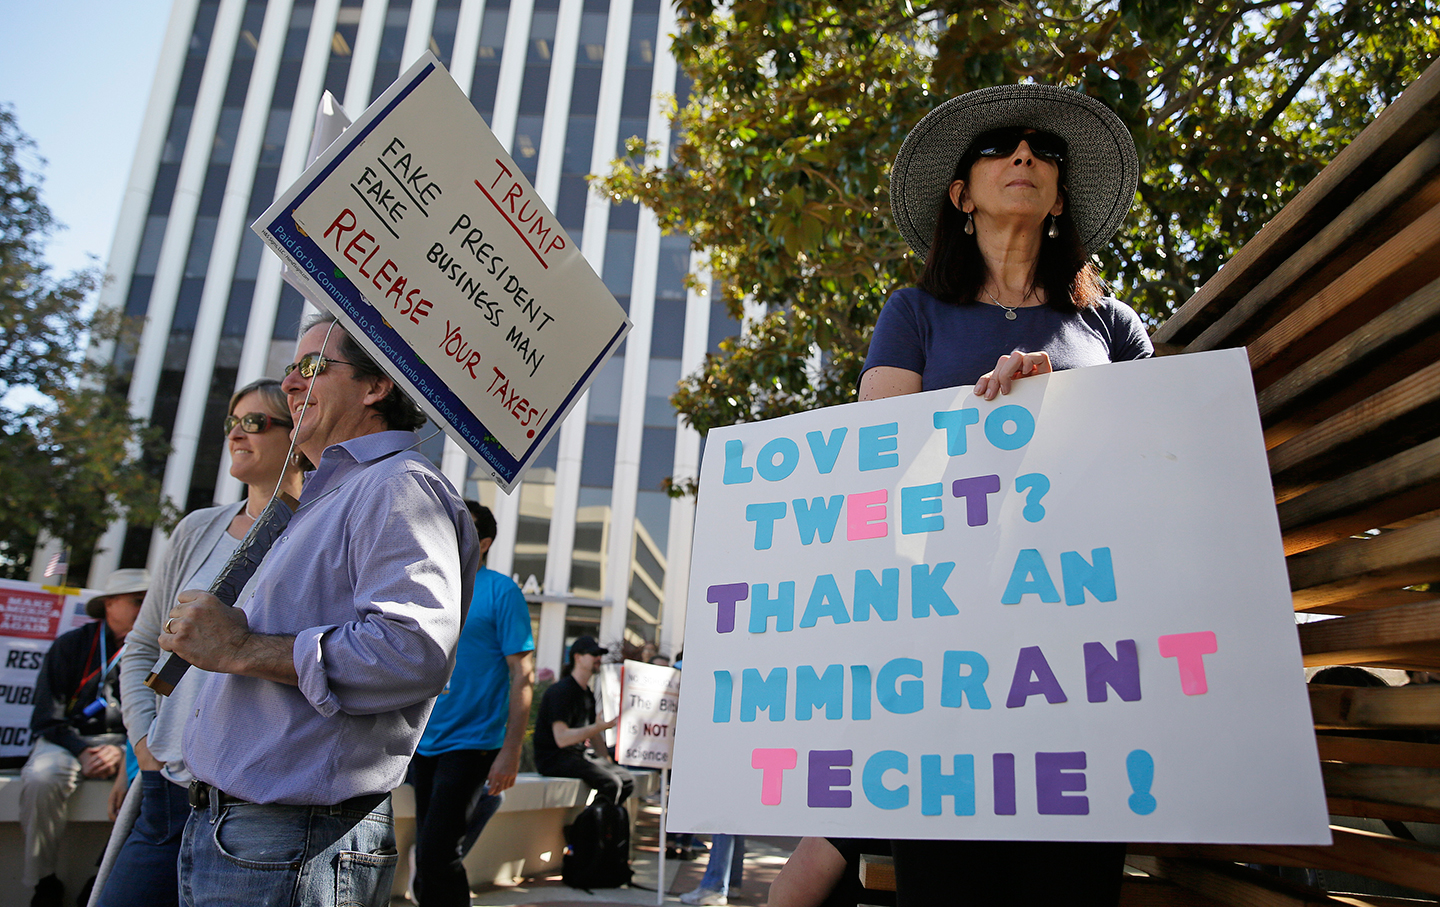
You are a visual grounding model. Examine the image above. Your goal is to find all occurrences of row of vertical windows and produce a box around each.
[324,3,364,100]
[469,2,509,123]
[370,2,413,101]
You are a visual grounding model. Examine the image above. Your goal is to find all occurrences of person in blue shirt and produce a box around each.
[411,502,536,907]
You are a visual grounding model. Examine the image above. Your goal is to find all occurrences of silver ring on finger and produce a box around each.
[164,617,176,634]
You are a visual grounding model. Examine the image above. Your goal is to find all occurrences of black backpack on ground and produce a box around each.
[562,801,633,890]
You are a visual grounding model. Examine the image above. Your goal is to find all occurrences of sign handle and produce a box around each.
[658,768,667,907]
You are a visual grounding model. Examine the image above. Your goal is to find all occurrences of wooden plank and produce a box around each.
[1316,735,1440,768]
[1331,898,1440,907]
[1258,274,1440,430]
[1300,600,1440,666]
[1326,795,1440,825]
[858,853,894,892]
[1288,516,1440,612]
[1185,133,1440,356]
[1132,826,1440,894]
[1130,855,1376,906]
[1345,659,1440,674]
[1262,332,1440,451]
[1154,58,1440,346]
[1298,589,1436,617]
[1310,682,1440,729]
[1120,875,1231,907]
[1323,763,1440,821]
[1247,204,1440,391]
[1279,437,1440,556]
[1308,644,1440,671]
[1267,360,1440,491]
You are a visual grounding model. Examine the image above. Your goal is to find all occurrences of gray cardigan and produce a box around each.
[120,501,243,784]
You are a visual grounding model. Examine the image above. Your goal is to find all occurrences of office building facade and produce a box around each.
[90,0,733,675]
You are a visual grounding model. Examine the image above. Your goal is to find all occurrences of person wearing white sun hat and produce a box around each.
[861,83,1153,906]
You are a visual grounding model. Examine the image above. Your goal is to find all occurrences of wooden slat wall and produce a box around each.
[1138,55,1440,905]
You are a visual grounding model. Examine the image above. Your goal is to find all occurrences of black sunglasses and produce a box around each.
[224,412,292,434]
[283,352,356,379]
[971,127,1067,164]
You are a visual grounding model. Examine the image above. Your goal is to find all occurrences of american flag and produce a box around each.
[43,549,68,578]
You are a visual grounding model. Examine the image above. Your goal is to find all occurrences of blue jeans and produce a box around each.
[698,834,745,895]
[179,791,397,907]
[95,772,191,907]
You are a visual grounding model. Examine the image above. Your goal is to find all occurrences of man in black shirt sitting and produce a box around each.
[533,636,634,805]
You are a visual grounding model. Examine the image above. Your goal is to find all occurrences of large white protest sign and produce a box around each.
[616,660,681,769]
[254,54,630,491]
[668,349,1329,844]
[0,581,100,762]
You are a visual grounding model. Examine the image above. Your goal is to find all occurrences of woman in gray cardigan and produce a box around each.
[96,378,305,907]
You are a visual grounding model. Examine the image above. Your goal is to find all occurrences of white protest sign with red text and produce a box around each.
[254,54,630,491]
[668,349,1329,844]
[0,581,100,761]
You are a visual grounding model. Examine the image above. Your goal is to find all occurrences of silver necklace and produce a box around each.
[984,288,1020,320]
[245,500,262,521]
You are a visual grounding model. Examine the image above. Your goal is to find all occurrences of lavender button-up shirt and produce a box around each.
[184,430,480,805]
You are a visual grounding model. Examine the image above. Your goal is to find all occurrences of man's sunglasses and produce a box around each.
[970,127,1067,164]
[282,352,356,379]
[224,412,293,434]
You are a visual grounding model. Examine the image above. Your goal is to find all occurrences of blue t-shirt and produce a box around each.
[863,287,1153,390]
[417,567,535,755]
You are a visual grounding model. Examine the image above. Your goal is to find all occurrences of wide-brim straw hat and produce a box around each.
[86,567,150,619]
[890,83,1139,257]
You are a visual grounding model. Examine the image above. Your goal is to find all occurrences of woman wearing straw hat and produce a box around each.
[862,83,1151,404]
[93,378,306,907]
[860,84,1153,905]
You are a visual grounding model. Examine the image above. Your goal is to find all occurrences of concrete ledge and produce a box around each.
[392,773,593,897]
[0,770,116,905]
[392,770,661,897]
[0,769,661,905]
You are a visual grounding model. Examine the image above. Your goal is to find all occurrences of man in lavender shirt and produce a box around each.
[160,314,480,907]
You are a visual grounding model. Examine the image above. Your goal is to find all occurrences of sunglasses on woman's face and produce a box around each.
[971,127,1067,163]
[224,412,293,434]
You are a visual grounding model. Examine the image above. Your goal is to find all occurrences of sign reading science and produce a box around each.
[667,349,1330,845]
[254,53,630,491]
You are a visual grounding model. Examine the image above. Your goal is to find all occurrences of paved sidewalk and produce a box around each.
[394,800,797,906]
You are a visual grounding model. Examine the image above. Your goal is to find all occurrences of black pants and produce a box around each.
[536,751,635,805]
[891,840,1125,906]
[410,748,500,907]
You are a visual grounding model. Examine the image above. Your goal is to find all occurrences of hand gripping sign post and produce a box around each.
[668,349,1331,845]
[252,53,631,491]
[614,659,681,906]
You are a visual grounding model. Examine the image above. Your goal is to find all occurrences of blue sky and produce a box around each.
[1,1,173,279]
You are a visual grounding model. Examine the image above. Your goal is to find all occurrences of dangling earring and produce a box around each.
[964,212,974,235]
[1047,215,1060,239]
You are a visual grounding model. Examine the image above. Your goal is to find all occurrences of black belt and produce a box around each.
[188,780,387,814]
[188,780,247,809]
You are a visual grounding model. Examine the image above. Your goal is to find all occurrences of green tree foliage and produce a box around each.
[600,0,1439,439]
[0,106,177,581]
